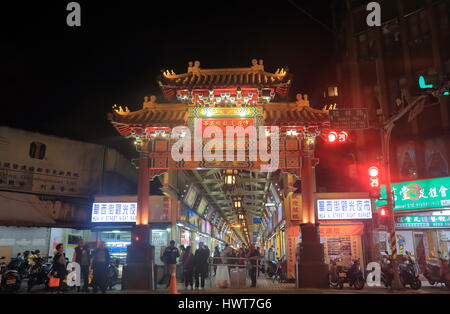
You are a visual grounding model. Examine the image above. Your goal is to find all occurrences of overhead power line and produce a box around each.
[287,0,334,33]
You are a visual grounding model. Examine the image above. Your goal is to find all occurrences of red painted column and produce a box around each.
[133,151,150,243]
[123,150,154,290]
[298,142,328,288]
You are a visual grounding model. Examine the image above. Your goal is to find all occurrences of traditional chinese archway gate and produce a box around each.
[108,60,330,290]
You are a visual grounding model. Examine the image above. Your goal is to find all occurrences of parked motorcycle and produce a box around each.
[27,257,52,292]
[421,251,450,289]
[382,251,421,290]
[329,258,365,290]
[107,261,120,290]
[0,257,22,293]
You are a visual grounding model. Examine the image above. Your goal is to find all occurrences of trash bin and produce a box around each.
[230,268,246,288]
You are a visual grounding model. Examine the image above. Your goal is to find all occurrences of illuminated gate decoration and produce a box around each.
[108,60,330,179]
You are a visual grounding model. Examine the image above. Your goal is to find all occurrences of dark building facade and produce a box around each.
[327,0,450,187]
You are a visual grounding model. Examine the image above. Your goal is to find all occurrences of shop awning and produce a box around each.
[320,224,364,237]
[0,191,56,227]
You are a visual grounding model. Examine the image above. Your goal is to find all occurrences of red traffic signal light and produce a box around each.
[380,208,387,216]
[327,131,338,143]
[368,166,380,188]
[338,131,348,143]
[326,131,349,144]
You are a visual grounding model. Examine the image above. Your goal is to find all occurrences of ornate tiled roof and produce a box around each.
[264,95,329,126]
[158,60,292,100]
[107,98,188,137]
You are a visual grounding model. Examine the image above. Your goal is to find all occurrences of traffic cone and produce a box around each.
[168,272,179,294]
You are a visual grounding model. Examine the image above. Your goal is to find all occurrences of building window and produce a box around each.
[382,19,400,50]
[29,142,46,160]
[358,31,376,59]
[408,10,430,42]
[400,152,418,179]
[437,2,449,40]
[327,87,339,97]
[428,151,448,178]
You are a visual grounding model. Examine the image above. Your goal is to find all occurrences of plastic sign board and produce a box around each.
[317,199,373,220]
[253,217,262,224]
[377,177,450,211]
[396,215,450,229]
[329,109,369,130]
[91,203,137,223]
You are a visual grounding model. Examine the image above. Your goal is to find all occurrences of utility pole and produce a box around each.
[379,95,427,290]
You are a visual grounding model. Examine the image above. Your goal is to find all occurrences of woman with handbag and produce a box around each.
[50,243,67,293]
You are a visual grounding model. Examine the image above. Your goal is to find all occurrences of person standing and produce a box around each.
[52,244,67,293]
[162,240,180,287]
[193,242,209,290]
[91,241,110,294]
[247,244,260,288]
[212,246,221,276]
[182,246,194,290]
[72,240,90,292]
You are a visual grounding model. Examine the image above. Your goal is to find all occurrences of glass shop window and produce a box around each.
[29,142,46,160]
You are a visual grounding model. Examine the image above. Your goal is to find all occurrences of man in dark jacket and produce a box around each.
[162,240,180,287]
[91,241,111,293]
[72,239,90,292]
[193,242,210,290]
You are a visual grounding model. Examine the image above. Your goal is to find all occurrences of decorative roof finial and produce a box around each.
[251,59,264,71]
[188,61,201,75]
[295,94,310,107]
[143,95,157,109]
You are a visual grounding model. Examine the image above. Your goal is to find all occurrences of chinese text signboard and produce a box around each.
[286,226,298,280]
[317,199,372,220]
[377,177,450,211]
[396,215,450,229]
[290,194,302,221]
[329,109,369,130]
[91,203,137,223]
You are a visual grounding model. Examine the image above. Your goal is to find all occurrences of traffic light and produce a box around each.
[379,206,388,225]
[327,131,338,143]
[338,131,349,143]
[374,206,388,228]
[368,166,380,199]
[326,130,349,144]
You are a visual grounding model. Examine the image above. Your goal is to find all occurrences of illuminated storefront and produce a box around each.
[315,193,373,268]
[377,176,450,262]
[91,195,173,265]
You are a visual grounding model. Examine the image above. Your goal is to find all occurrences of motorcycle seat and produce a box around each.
[427,263,440,271]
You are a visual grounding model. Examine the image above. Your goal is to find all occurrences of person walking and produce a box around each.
[52,244,67,293]
[91,241,110,294]
[247,244,260,288]
[182,246,194,290]
[238,248,246,265]
[193,242,209,290]
[162,240,180,288]
[72,240,90,292]
[212,246,221,276]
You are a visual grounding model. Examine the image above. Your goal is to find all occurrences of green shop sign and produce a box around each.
[376,177,450,211]
[396,215,450,229]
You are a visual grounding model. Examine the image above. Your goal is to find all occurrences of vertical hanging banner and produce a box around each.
[286,225,299,279]
[290,194,302,221]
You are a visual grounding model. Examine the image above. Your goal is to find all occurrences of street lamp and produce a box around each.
[223,169,238,187]
[232,196,243,210]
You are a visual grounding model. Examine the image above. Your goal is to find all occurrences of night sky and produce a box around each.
[3,0,334,158]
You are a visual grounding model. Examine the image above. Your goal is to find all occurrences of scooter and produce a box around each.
[421,251,450,289]
[329,258,365,290]
[0,257,22,293]
[382,251,421,290]
[27,257,52,292]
